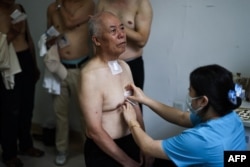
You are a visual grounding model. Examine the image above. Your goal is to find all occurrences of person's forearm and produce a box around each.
[143,97,191,127]
[57,2,91,29]
[134,104,145,130]
[129,120,156,156]
[59,9,85,28]
[125,27,147,48]
[6,26,20,44]
[128,120,169,160]
[56,0,77,28]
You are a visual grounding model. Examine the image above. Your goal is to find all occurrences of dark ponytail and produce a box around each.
[190,64,242,116]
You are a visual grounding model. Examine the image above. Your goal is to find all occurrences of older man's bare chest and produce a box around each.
[102,73,130,111]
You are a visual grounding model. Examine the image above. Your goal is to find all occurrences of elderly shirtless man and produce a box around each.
[0,0,42,166]
[96,0,153,111]
[79,11,152,167]
[46,0,94,165]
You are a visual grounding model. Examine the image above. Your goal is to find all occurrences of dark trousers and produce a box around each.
[126,56,144,111]
[84,134,140,167]
[126,56,144,91]
[153,158,177,167]
[0,50,36,161]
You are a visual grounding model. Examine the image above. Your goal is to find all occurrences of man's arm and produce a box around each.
[57,0,95,29]
[5,4,25,44]
[79,70,140,167]
[123,104,168,160]
[46,3,62,49]
[47,3,55,29]
[95,0,104,13]
[6,22,23,44]
[125,0,153,48]
[0,4,20,43]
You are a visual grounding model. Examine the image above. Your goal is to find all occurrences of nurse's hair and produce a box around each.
[190,64,242,116]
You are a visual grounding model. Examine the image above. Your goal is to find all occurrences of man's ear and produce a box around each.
[92,36,100,46]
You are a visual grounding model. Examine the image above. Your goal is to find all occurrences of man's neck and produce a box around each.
[96,53,119,63]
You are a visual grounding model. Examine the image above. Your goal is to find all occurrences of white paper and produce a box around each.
[10,9,27,24]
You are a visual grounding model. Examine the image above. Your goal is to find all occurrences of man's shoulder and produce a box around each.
[118,59,127,65]
[118,59,130,71]
[81,58,106,75]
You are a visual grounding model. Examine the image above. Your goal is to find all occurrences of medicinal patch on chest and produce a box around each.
[124,90,132,97]
[124,90,136,106]
[108,60,123,75]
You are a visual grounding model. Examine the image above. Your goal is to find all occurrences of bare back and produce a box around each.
[97,0,153,60]
[47,0,95,60]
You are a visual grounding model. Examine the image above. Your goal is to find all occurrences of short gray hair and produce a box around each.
[88,11,117,37]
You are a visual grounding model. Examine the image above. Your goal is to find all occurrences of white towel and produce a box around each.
[38,33,48,57]
[0,32,10,70]
[44,45,67,80]
[42,68,61,95]
[38,35,64,95]
[1,43,22,89]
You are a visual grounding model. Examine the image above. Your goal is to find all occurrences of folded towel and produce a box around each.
[38,33,48,57]
[0,32,10,70]
[42,68,61,95]
[1,42,22,89]
[44,45,67,80]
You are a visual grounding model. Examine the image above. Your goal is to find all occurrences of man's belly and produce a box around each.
[59,32,90,60]
[102,111,131,139]
[59,46,89,60]
[12,38,29,52]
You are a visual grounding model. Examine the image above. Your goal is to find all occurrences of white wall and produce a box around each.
[143,0,250,139]
[18,0,250,138]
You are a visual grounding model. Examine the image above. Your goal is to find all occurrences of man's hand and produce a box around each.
[12,20,25,32]
[45,36,58,49]
[7,20,25,43]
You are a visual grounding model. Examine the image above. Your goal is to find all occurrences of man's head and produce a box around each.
[88,11,126,58]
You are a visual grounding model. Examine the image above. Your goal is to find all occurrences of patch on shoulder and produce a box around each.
[108,60,123,75]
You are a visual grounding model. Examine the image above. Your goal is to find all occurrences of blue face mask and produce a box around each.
[186,95,203,114]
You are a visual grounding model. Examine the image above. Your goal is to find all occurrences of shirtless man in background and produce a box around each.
[96,0,153,111]
[46,0,95,165]
[79,11,152,167]
[0,0,43,166]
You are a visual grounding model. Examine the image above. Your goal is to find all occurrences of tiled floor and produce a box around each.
[0,130,86,167]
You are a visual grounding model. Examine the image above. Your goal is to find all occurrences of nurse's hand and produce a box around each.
[122,102,137,125]
[126,83,147,104]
